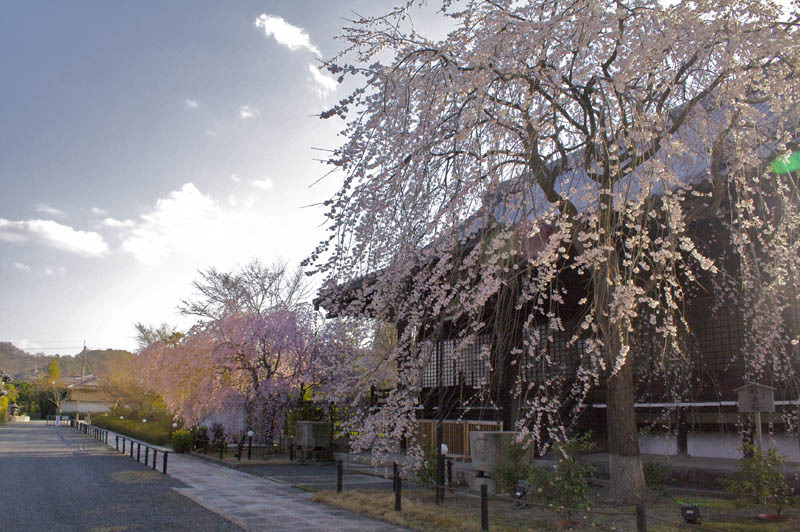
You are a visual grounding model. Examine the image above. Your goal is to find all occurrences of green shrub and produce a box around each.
[211,423,227,452]
[415,451,437,487]
[494,442,533,494]
[92,412,171,445]
[525,434,596,520]
[171,429,193,453]
[643,461,672,496]
[548,434,596,519]
[721,443,796,516]
[0,395,8,424]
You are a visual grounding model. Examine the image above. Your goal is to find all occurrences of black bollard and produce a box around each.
[337,460,343,493]
[145,446,149,466]
[115,435,119,451]
[289,442,294,461]
[393,462,398,492]
[122,437,126,453]
[248,435,253,460]
[447,459,453,492]
[636,504,647,532]
[394,465,401,511]
[137,442,141,462]
[152,449,157,470]
[481,484,488,531]
[163,451,168,474]
[130,441,134,458]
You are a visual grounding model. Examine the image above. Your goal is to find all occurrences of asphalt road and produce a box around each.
[0,421,244,532]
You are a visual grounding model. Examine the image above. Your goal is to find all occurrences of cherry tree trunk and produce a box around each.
[593,231,646,501]
[604,344,647,502]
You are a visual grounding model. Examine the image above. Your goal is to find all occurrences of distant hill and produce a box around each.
[0,342,134,380]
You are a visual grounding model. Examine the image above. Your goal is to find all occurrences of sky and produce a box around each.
[0,0,418,355]
[1,1,795,356]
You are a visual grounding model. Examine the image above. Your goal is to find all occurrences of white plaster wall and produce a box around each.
[639,432,800,462]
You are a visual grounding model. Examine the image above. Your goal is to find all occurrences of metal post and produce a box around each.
[137,442,141,462]
[395,466,401,511]
[130,441,134,458]
[115,435,119,451]
[436,319,444,505]
[122,437,126,453]
[163,451,168,474]
[754,411,764,452]
[289,441,294,461]
[481,484,489,531]
[447,458,453,492]
[248,436,253,460]
[145,447,149,466]
[636,504,647,532]
[337,460,343,493]
[152,449,157,470]
[393,462,398,492]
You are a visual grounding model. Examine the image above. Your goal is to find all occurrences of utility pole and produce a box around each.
[81,341,87,382]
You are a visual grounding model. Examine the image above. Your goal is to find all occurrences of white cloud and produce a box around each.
[185,99,199,109]
[251,178,274,190]
[117,183,282,270]
[255,14,321,56]
[0,218,109,257]
[308,64,337,97]
[239,105,259,119]
[121,183,281,266]
[91,207,107,215]
[44,266,67,276]
[13,262,31,272]
[36,204,65,217]
[230,174,241,183]
[102,217,135,228]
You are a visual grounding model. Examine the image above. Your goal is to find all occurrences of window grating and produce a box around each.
[422,334,491,388]
[692,303,744,374]
[523,322,587,381]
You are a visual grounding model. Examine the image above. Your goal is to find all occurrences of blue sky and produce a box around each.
[3,1,793,356]
[0,0,404,354]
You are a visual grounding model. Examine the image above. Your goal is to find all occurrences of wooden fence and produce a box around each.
[415,419,503,458]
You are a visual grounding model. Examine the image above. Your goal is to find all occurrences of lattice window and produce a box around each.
[523,322,586,381]
[422,335,491,388]
[692,302,744,374]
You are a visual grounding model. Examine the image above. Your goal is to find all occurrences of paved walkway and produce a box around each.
[74,424,408,532]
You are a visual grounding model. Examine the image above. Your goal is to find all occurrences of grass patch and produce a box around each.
[674,496,738,510]
[313,489,799,532]
[314,490,514,532]
[703,519,784,532]
[111,470,162,484]
[193,449,290,465]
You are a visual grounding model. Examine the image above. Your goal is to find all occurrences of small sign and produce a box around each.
[735,383,775,413]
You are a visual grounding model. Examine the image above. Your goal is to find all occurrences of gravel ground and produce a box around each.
[0,422,244,532]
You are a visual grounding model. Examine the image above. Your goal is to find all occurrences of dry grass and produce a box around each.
[314,490,506,532]
[312,489,800,532]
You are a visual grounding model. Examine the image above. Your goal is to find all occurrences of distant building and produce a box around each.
[60,375,110,415]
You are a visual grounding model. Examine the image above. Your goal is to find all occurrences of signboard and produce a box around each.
[735,383,775,413]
